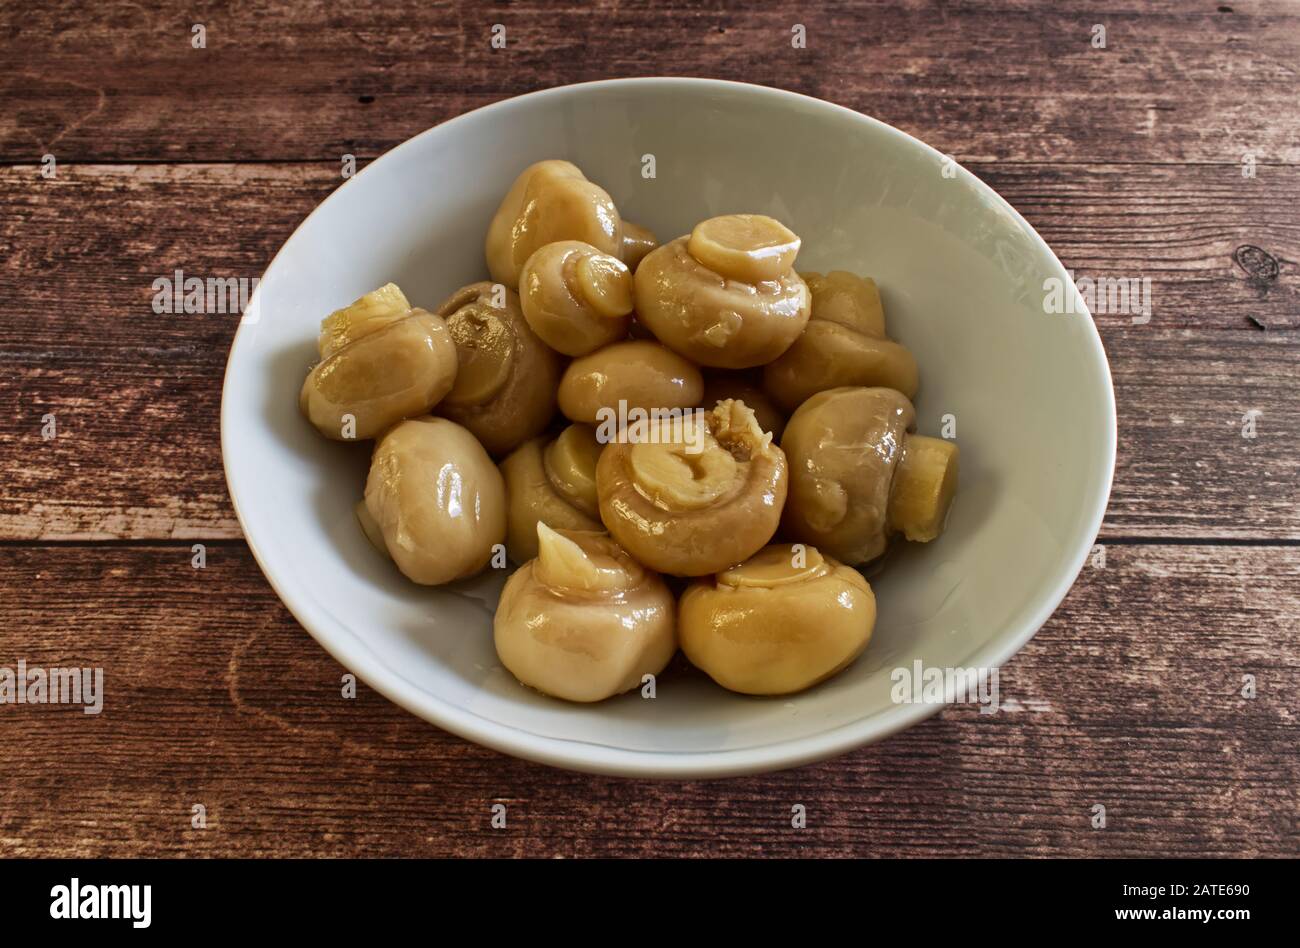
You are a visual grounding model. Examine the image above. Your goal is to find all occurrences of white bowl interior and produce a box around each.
[222,79,1114,777]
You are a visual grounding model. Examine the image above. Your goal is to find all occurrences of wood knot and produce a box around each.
[1233,245,1279,285]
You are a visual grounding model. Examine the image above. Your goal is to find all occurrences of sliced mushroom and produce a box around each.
[763,272,919,412]
[596,398,787,576]
[364,417,506,585]
[680,543,876,695]
[485,160,624,290]
[300,307,459,441]
[558,339,703,426]
[699,371,786,440]
[499,424,604,562]
[318,282,412,359]
[633,214,811,368]
[519,240,634,356]
[494,524,677,703]
[781,386,958,565]
[435,281,562,457]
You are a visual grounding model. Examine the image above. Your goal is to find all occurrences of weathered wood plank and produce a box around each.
[4,162,1296,340]
[1105,328,1299,540]
[0,1,1297,164]
[2,163,1297,540]
[975,163,1300,333]
[4,327,1293,541]
[0,542,1293,857]
[1,0,1293,865]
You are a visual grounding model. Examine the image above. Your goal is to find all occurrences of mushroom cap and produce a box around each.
[764,272,918,412]
[780,386,916,565]
[485,160,623,290]
[519,240,633,356]
[802,271,887,335]
[499,427,604,563]
[680,543,875,695]
[494,526,677,702]
[364,417,506,585]
[633,234,811,369]
[542,423,604,519]
[300,308,459,441]
[435,281,562,457]
[354,499,389,556]
[596,399,787,576]
[558,339,703,425]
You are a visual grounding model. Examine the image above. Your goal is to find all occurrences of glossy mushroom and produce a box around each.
[781,386,958,565]
[558,339,703,426]
[485,160,623,290]
[300,307,459,441]
[519,240,634,356]
[633,214,811,368]
[763,271,919,412]
[596,398,787,576]
[499,424,605,562]
[680,544,876,695]
[434,281,562,457]
[494,524,677,703]
[317,282,412,359]
[354,499,389,556]
[363,417,506,585]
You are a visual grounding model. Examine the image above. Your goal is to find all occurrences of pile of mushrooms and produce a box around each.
[297,159,959,702]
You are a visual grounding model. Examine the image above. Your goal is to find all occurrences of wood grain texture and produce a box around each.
[2,164,1297,540]
[1,1,1298,165]
[0,543,1294,858]
[4,162,1296,341]
[3,329,1296,541]
[1,0,1297,860]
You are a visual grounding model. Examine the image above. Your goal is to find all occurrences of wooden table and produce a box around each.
[2,1,1296,858]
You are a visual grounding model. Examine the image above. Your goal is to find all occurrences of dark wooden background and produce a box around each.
[1,1,1297,858]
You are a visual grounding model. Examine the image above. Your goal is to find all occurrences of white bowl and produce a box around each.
[221,78,1115,778]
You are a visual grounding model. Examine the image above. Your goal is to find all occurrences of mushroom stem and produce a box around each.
[717,543,829,587]
[535,523,639,593]
[318,282,411,358]
[628,428,737,510]
[688,214,801,283]
[574,253,634,318]
[888,435,959,542]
